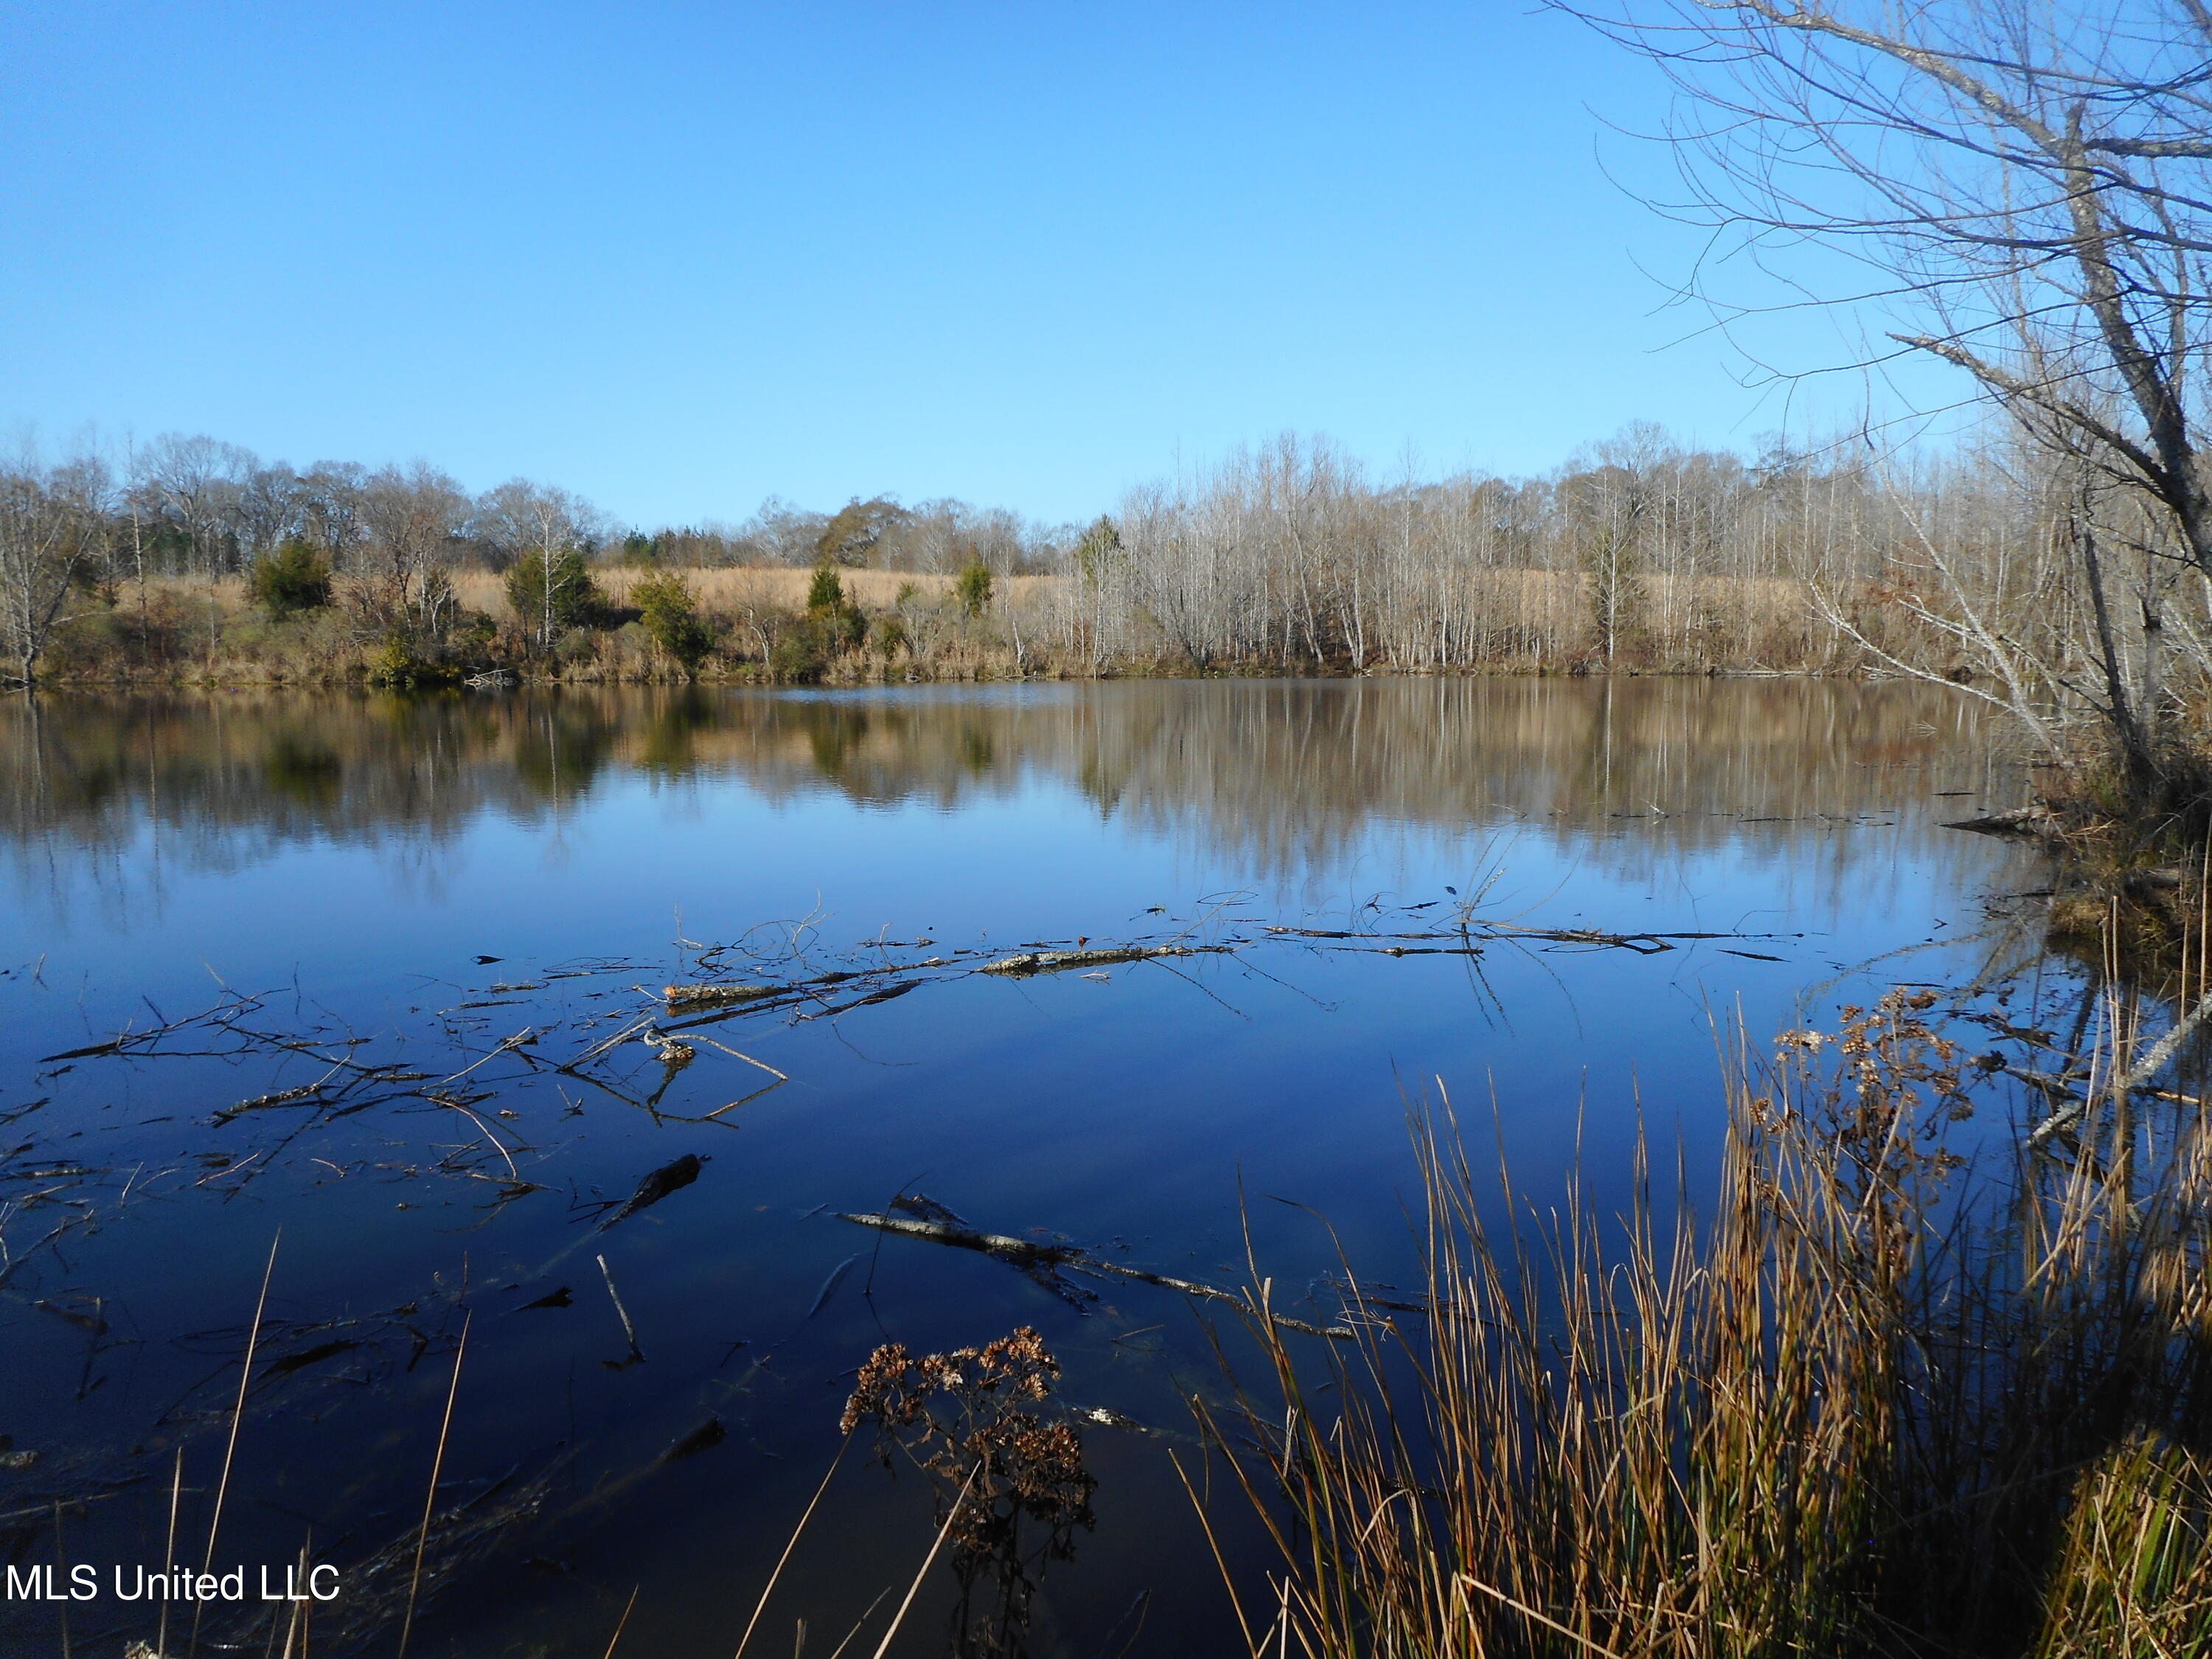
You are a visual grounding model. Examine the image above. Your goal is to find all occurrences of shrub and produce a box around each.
[366,636,460,689]
[804,559,866,650]
[556,626,601,667]
[769,621,828,684]
[632,571,715,675]
[248,540,333,618]
[956,560,993,619]
[504,548,604,644]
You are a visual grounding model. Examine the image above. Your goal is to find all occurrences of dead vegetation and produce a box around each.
[842,1326,1098,1659]
[1186,974,2212,1658]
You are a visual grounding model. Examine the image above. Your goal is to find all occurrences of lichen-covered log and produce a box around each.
[977,946,1192,975]
[663,982,781,1008]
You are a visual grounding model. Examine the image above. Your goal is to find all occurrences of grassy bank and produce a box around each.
[1194,985,2212,1657]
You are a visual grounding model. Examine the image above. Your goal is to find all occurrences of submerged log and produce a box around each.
[596,1153,703,1231]
[1944,805,2064,838]
[839,1210,1082,1263]
[838,1211,1352,1339]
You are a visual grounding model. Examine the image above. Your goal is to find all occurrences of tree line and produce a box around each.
[10,0,2212,841]
[0,414,2187,700]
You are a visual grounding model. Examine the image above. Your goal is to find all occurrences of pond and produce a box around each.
[0,678,2044,1658]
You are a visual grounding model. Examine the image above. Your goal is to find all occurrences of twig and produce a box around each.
[597,1254,643,1360]
[1169,1450,1254,1655]
[602,1585,640,1659]
[836,1211,1354,1339]
[689,1036,789,1080]
[732,1435,852,1659]
[1457,1573,1630,1659]
[434,1029,536,1090]
[2031,985,2212,1147]
[157,1447,183,1659]
[192,1228,281,1658]
[869,1462,981,1659]
[558,1017,655,1074]
[438,1099,521,1182]
[823,1585,894,1659]
[397,1310,472,1659]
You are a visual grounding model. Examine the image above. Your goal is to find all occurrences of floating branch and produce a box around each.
[663,983,782,1009]
[979,945,1201,975]
[1261,921,1785,956]
[1944,805,2065,839]
[838,1211,1353,1339]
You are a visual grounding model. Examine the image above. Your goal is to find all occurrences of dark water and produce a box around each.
[0,680,2040,1658]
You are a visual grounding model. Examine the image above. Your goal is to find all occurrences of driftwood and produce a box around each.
[978,946,1195,976]
[843,1210,1082,1263]
[663,983,782,1009]
[211,1083,327,1124]
[1259,922,1773,956]
[1945,805,2065,839]
[838,1211,1353,1339]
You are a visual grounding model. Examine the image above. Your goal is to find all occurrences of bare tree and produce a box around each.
[137,433,257,574]
[1572,423,1674,662]
[477,479,605,650]
[356,464,470,639]
[1563,0,2212,791]
[0,453,110,686]
[296,462,371,566]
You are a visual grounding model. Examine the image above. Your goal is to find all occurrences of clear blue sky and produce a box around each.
[0,1,1902,527]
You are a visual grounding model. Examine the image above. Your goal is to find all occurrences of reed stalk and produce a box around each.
[1199,990,2212,1656]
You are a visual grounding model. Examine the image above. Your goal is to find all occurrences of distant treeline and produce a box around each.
[14,435,1076,582]
[1,421,2185,692]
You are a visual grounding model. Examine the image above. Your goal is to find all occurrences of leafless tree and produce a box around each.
[1562,0,2212,789]
[0,452,111,686]
[477,479,606,650]
[355,464,470,639]
[136,434,257,574]
[296,462,371,566]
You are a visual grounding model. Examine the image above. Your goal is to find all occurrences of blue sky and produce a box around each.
[1,1,1915,526]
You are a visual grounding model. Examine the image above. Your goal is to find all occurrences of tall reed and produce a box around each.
[1200,991,2212,1656]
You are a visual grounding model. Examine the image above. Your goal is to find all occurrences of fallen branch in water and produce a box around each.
[1944,805,2065,840]
[663,982,782,1009]
[837,1211,1354,1339]
[556,1016,657,1074]
[41,990,272,1062]
[2029,984,2212,1149]
[978,945,1201,975]
[1262,920,1795,956]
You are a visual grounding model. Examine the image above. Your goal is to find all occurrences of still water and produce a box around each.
[0,680,2039,1657]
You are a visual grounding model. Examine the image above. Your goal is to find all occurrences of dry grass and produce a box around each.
[47,563,1943,685]
[1199,989,2212,1658]
[447,565,1058,621]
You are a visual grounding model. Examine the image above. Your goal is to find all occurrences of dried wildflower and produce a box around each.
[840,1325,1096,1655]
